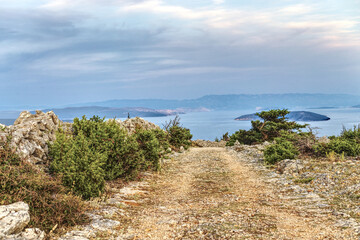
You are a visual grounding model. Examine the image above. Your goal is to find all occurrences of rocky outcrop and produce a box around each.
[7,111,60,165]
[1,112,161,165]
[114,117,161,135]
[0,202,44,240]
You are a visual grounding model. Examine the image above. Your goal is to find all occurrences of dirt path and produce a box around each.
[108,147,356,240]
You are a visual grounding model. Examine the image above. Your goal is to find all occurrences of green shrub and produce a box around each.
[314,138,360,157]
[227,109,307,146]
[103,133,143,181]
[278,130,316,155]
[168,125,192,149]
[227,129,262,146]
[163,116,192,149]
[49,131,106,200]
[49,116,174,199]
[152,128,170,153]
[134,129,162,171]
[264,139,299,165]
[340,125,360,143]
[0,139,87,233]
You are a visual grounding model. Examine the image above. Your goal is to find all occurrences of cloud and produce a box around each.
[0,0,359,105]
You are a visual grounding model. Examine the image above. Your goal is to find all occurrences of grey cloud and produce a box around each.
[0,1,359,106]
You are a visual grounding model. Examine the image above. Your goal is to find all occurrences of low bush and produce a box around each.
[340,125,360,143]
[313,138,360,157]
[264,138,299,165]
[227,129,262,145]
[0,138,88,233]
[278,130,316,156]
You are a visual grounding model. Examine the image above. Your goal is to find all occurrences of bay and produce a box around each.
[137,108,360,140]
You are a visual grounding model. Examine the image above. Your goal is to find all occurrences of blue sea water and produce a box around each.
[137,108,360,140]
[2,108,360,140]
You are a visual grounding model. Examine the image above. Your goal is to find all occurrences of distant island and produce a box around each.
[35,106,184,120]
[235,111,330,122]
[2,94,360,113]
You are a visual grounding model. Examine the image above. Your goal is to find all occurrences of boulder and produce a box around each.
[8,111,60,165]
[0,202,30,236]
[113,117,160,135]
[318,136,330,144]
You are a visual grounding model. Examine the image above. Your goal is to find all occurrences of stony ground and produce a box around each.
[59,146,359,240]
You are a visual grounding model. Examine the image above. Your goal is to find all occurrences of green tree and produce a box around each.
[227,109,307,146]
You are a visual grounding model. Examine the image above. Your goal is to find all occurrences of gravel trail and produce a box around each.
[111,147,355,240]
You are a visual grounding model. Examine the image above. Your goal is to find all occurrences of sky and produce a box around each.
[0,0,359,107]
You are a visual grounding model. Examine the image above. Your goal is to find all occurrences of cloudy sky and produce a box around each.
[0,0,359,106]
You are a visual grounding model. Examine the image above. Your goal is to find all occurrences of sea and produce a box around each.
[1,108,360,140]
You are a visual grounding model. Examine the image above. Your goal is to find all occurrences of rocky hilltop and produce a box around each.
[1,111,360,239]
[0,111,161,167]
[235,111,330,121]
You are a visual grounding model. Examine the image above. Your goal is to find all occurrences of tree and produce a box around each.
[227,109,307,146]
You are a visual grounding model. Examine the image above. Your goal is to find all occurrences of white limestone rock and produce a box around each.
[0,202,30,236]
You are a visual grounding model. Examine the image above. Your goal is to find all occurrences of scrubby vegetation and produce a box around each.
[313,125,360,157]
[163,115,192,150]
[49,115,192,199]
[0,115,192,235]
[0,138,88,233]
[226,109,360,164]
[264,139,298,164]
[227,109,306,146]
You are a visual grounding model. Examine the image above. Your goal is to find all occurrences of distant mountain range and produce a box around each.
[68,93,360,111]
[36,106,184,120]
[235,111,330,122]
[1,94,360,122]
